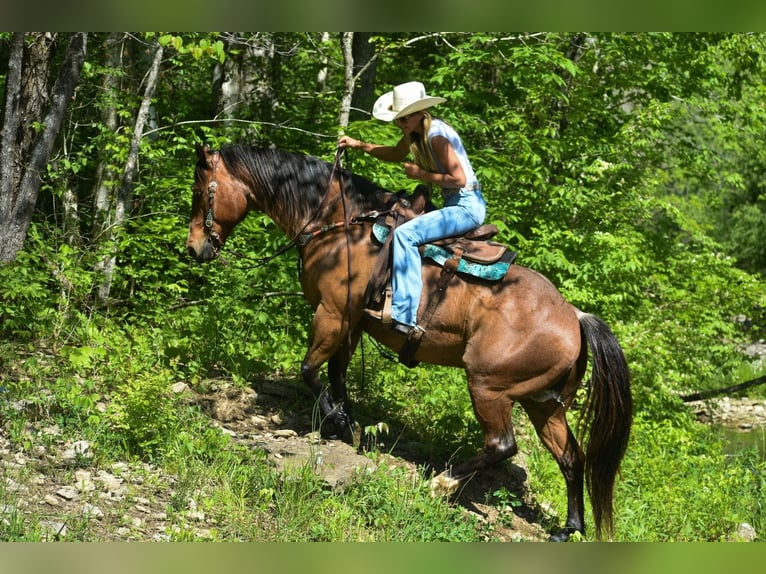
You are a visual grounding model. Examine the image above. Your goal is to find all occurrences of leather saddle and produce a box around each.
[365,187,516,313]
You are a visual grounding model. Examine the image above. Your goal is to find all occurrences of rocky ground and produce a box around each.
[4,348,765,542]
[211,379,549,542]
[688,396,766,429]
[1,377,548,542]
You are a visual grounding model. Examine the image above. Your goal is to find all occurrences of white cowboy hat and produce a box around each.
[372,81,446,122]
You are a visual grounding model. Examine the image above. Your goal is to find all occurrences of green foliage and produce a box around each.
[524,412,766,541]
[350,354,479,463]
[104,369,182,459]
[4,32,766,542]
[617,415,765,541]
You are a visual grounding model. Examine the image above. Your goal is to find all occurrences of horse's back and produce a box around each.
[412,263,581,375]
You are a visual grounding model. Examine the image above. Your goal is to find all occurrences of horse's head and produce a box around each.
[186,144,250,263]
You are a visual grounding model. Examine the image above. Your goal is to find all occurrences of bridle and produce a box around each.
[202,150,223,257]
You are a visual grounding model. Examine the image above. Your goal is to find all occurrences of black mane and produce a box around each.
[216,145,387,225]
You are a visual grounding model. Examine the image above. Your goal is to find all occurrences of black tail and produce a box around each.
[578,312,633,540]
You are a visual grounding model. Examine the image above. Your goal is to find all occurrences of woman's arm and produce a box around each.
[338,135,409,162]
[403,135,466,188]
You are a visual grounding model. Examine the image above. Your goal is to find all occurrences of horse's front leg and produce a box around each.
[326,342,362,445]
[300,306,358,443]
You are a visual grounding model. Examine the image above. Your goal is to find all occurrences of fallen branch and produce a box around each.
[681,374,766,402]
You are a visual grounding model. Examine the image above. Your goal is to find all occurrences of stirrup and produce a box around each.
[364,308,383,320]
[392,322,425,337]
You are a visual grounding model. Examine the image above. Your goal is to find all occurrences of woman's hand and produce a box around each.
[339,135,409,163]
[403,161,425,181]
[338,135,360,149]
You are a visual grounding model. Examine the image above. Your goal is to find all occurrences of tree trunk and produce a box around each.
[96,40,164,305]
[338,32,354,129]
[338,32,379,128]
[349,33,377,122]
[92,33,124,242]
[0,32,87,264]
[316,32,331,94]
[681,375,766,402]
[213,33,276,132]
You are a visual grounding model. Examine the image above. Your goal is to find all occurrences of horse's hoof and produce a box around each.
[548,527,581,542]
[429,472,460,497]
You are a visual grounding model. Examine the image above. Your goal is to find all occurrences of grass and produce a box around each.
[2,336,765,542]
[0,344,485,542]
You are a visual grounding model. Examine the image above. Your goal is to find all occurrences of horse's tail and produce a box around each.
[577,311,633,540]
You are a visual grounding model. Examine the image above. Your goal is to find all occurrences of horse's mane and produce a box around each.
[214,145,387,227]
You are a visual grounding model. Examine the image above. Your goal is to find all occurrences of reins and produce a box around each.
[204,151,223,256]
[336,146,356,366]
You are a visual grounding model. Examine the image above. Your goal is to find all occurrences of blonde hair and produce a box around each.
[406,111,437,172]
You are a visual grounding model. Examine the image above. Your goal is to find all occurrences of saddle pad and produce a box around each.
[422,244,513,280]
[372,223,514,281]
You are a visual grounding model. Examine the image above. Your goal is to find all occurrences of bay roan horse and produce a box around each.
[185,143,632,541]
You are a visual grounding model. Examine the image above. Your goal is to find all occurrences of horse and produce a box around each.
[185,143,632,541]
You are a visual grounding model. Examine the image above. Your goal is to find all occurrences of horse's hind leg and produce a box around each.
[431,385,518,494]
[520,399,585,541]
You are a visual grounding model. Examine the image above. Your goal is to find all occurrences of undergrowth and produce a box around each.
[2,317,765,542]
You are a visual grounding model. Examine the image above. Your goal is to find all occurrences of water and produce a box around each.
[718,424,766,460]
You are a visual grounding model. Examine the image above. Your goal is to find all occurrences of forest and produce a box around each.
[1,32,766,542]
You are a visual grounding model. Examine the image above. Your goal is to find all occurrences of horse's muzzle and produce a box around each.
[186,239,217,263]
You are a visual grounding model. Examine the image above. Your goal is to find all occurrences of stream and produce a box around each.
[717,424,766,459]
[690,394,766,461]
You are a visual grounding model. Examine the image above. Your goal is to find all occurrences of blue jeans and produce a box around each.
[391,187,487,327]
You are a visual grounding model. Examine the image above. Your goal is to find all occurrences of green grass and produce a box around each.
[524,412,766,541]
[2,334,765,542]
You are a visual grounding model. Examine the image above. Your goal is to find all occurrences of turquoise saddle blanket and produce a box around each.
[372,223,514,281]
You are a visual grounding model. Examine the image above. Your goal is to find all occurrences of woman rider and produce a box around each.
[338,81,486,335]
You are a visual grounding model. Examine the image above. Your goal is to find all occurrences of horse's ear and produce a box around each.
[195,143,207,163]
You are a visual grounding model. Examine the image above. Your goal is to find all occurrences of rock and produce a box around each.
[733,522,757,541]
[82,503,104,519]
[62,440,91,462]
[186,510,205,522]
[249,415,269,429]
[95,470,125,494]
[171,382,191,394]
[74,469,96,492]
[40,521,67,539]
[56,486,80,501]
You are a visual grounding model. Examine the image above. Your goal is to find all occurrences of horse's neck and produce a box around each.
[264,199,336,240]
